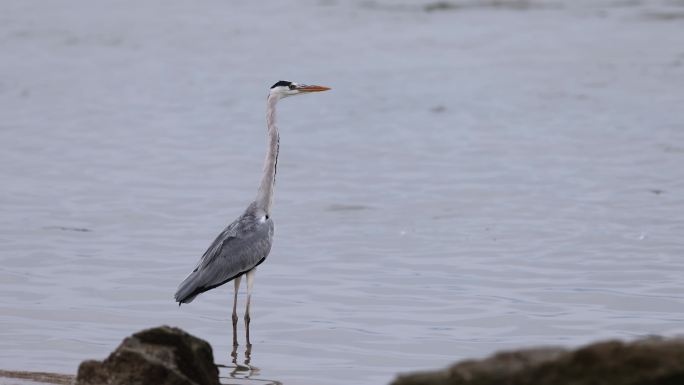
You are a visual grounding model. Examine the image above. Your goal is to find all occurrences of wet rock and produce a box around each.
[75,326,219,385]
[0,369,74,385]
[391,337,684,385]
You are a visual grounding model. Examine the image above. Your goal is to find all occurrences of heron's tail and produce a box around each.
[174,271,201,305]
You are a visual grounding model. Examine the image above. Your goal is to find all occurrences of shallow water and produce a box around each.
[1,1,684,384]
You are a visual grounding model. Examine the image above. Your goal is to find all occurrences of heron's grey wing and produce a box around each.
[195,216,273,287]
[175,212,273,304]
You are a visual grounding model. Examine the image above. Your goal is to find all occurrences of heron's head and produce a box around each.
[269,80,331,99]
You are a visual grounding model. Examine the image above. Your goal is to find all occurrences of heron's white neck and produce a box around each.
[255,94,280,216]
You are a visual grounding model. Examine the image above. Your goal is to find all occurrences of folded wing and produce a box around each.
[175,209,273,304]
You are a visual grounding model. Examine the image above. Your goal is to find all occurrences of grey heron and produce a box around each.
[174,80,330,346]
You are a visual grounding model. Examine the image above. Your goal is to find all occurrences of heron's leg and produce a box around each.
[244,268,256,347]
[232,275,242,347]
[244,342,252,367]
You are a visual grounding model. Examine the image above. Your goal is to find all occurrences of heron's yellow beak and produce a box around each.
[297,85,331,93]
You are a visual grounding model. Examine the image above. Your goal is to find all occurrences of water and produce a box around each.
[1,1,683,384]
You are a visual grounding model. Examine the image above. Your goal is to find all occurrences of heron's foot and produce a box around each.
[232,363,251,372]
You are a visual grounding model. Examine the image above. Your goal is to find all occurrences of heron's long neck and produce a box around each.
[255,94,280,215]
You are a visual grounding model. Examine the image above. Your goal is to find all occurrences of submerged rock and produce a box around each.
[0,369,74,385]
[391,337,684,385]
[75,325,219,385]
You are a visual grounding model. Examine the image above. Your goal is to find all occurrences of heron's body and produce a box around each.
[174,80,330,346]
[174,202,273,304]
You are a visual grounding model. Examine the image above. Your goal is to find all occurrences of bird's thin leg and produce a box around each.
[244,268,256,347]
[245,342,252,367]
[232,275,242,347]
[230,342,239,366]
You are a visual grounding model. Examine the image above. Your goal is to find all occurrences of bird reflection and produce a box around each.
[218,343,282,385]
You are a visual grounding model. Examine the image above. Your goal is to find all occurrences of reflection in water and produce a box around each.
[219,344,282,385]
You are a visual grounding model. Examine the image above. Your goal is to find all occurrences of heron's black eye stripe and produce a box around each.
[270,80,292,89]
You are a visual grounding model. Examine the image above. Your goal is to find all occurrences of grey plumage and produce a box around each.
[174,202,273,304]
[173,81,329,347]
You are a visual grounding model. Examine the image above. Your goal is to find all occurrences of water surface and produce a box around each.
[1,1,684,384]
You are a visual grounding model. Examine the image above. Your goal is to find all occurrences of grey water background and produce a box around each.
[1,0,684,384]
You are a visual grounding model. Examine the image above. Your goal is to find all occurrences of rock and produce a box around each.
[75,326,220,385]
[0,369,74,385]
[391,337,684,385]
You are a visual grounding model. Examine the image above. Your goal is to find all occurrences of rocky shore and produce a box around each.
[0,369,73,385]
[76,326,219,385]
[391,337,684,385]
[2,327,683,385]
